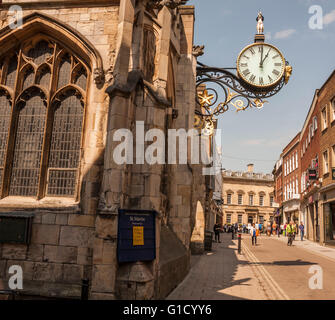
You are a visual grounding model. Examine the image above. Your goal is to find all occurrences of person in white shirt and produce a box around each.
[250,223,257,246]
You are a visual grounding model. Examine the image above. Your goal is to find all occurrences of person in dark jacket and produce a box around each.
[299,222,305,241]
[213,223,221,243]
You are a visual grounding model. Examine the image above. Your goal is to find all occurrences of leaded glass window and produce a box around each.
[0,37,89,199]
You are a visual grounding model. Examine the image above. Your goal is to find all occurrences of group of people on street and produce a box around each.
[213,220,305,246]
[248,220,305,246]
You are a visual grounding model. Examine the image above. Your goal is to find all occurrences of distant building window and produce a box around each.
[270,195,274,207]
[238,214,242,224]
[292,181,295,196]
[227,193,232,205]
[249,194,254,206]
[259,215,264,224]
[323,150,329,174]
[284,185,286,201]
[313,116,318,131]
[238,194,243,205]
[322,107,327,130]
[292,156,295,171]
[259,195,264,206]
[332,99,335,122]
[289,182,292,199]
[226,214,231,224]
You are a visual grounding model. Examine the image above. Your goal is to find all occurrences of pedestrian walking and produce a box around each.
[277,224,280,237]
[283,222,287,237]
[250,223,257,245]
[286,221,296,246]
[267,221,271,236]
[272,221,277,236]
[299,222,305,241]
[213,222,221,243]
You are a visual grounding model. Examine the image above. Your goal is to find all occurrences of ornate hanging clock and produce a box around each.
[236,12,291,91]
[194,11,293,135]
[237,43,286,89]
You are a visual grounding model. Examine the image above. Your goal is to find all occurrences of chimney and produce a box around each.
[247,164,254,173]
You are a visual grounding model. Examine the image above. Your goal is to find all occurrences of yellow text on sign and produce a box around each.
[133,226,144,246]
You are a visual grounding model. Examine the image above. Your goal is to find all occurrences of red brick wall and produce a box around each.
[318,72,335,187]
[301,98,321,193]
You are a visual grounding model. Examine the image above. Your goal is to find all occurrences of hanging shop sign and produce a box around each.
[308,169,317,181]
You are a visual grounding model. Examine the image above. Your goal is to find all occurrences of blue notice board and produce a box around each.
[117,209,157,263]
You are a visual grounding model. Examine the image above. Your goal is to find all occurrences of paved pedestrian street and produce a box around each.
[167,233,335,300]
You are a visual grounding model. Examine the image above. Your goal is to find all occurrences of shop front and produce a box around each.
[320,184,335,245]
[325,202,335,242]
[283,198,301,224]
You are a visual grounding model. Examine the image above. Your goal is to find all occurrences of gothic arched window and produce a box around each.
[0,37,89,199]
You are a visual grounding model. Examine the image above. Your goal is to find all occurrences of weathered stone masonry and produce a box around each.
[0,0,212,300]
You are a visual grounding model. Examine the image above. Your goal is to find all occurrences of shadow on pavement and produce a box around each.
[246,259,317,266]
[169,233,253,300]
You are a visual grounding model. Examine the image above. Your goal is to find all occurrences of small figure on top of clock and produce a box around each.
[256,11,264,34]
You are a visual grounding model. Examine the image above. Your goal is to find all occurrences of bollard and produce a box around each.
[232,229,234,240]
[238,233,241,254]
[81,279,89,300]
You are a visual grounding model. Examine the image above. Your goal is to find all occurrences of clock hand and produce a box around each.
[260,46,264,68]
[261,48,271,65]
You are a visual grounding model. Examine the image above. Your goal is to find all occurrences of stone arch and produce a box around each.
[0,12,103,74]
[190,201,205,254]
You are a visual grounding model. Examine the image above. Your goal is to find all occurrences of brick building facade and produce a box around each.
[318,71,335,244]
[282,133,301,224]
[274,70,335,245]
[300,91,322,242]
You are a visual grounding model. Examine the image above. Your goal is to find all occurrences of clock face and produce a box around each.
[237,43,286,89]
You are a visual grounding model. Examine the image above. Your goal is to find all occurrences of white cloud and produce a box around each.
[274,29,297,39]
[324,10,335,25]
[265,32,272,41]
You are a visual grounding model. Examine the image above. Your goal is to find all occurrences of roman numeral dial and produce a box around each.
[237,43,286,89]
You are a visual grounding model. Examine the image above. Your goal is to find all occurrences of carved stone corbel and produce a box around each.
[97,191,120,216]
[93,67,105,86]
[192,45,205,57]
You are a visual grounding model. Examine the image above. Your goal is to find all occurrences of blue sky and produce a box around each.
[189,0,335,173]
